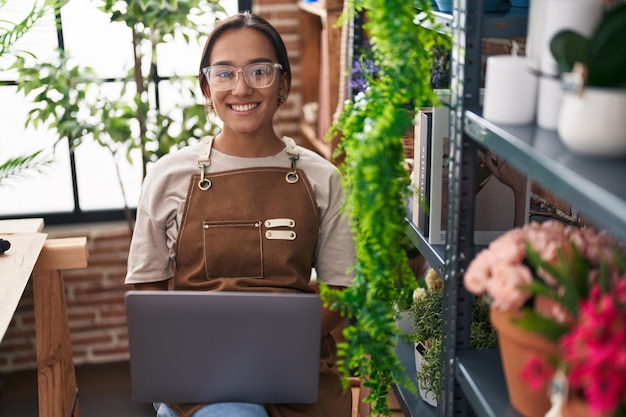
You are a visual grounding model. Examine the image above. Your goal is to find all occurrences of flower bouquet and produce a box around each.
[464,220,626,417]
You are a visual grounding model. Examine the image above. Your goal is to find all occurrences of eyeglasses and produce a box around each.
[201,62,283,90]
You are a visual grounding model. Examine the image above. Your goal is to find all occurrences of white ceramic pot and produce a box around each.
[414,342,437,407]
[558,87,626,157]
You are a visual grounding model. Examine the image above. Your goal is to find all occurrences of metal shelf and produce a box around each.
[405,219,446,277]
[422,4,528,38]
[455,350,523,417]
[464,111,626,243]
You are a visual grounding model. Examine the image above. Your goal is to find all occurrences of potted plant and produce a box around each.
[464,220,626,417]
[409,268,497,407]
[549,2,626,157]
[12,0,225,230]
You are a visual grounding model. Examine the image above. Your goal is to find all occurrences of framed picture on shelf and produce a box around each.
[427,94,530,246]
[412,108,433,237]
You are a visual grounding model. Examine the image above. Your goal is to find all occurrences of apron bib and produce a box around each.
[174,137,318,293]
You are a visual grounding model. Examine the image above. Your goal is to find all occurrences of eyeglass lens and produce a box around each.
[204,63,281,90]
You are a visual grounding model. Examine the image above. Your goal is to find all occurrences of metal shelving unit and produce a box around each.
[405,0,626,417]
[397,1,532,415]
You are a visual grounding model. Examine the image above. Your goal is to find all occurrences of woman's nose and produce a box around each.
[231,70,252,95]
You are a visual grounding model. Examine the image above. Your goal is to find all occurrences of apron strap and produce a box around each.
[282,137,300,184]
[196,136,214,190]
[195,136,301,189]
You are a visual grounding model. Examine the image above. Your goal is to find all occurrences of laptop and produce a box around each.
[125,290,322,404]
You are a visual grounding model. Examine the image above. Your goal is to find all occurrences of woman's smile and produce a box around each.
[229,102,259,112]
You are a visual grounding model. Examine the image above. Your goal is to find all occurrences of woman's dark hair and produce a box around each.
[198,11,291,98]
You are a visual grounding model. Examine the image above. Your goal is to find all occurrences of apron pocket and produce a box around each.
[202,221,263,279]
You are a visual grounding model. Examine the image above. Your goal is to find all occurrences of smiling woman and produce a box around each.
[0,0,237,224]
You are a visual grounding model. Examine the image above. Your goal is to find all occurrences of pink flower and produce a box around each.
[486,264,532,311]
[560,285,626,415]
[487,228,526,265]
[521,354,555,393]
[464,249,492,295]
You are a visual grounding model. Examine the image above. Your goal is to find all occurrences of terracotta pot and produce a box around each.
[561,396,610,417]
[490,308,560,417]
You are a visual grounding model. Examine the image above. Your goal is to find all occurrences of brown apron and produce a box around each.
[166,137,352,417]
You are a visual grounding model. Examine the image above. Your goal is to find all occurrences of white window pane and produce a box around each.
[156,1,239,76]
[157,33,208,77]
[157,78,203,114]
[74,142,142,211]
[73,80,142,211]
[60,0,133,79]
[0,87,75,216]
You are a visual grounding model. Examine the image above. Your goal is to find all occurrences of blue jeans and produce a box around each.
[154,402,270,417]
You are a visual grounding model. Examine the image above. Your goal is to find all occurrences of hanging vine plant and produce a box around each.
[320,0,451,415]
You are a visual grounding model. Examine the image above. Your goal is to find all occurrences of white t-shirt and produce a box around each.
[125,138,355,288]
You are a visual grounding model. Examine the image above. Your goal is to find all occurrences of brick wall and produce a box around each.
[0,0,303,374]
[255,0,303,143]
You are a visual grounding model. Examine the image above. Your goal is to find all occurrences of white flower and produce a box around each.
[413,287,427,303]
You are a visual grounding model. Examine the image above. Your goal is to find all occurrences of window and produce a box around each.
[0,0,238,225]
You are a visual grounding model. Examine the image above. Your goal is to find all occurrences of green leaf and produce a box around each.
[587,3,626,87]
[512,309,569,342]
[549,29,591,74]
[0,151,55,187]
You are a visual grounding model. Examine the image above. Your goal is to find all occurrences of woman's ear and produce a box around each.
[279,76,289,101]
[201,84,212,100]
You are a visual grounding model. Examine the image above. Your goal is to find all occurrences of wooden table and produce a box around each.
[0,218,89,417]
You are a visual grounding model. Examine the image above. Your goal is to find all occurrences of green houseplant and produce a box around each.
[550,2,626,89]
[549,2,626,157]
[319,0,450,415]
[12,0,225,228]
[0,0,65,186]
[409,268,497,406]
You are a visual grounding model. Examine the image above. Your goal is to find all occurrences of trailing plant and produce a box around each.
[319,0,450,415]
